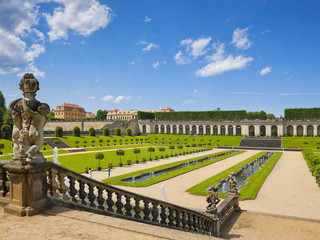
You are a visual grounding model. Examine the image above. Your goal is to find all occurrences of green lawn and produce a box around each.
[103,150,244,187]
[57,136,151,148]
[0,149,69,160]
[239,152,282,200]
[46,145,204,173]
[0,139,13,154]
[282,137,320,150]
[187,152,266,197]
[148,134,243,147]
[84,144,152,151]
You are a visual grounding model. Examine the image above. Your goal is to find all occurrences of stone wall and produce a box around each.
[44,120,113,132]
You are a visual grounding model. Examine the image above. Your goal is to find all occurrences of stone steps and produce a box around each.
[239,137,282,148]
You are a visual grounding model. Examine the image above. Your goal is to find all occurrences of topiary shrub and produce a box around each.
[0,143,4,155]
[55,126,63,137]
[141,157,147,163]
[108,163,113,169]
[127,160,132,165]
[53,140,60,147]
[75,141,79,148]
[126,128,132,136]
[89,127,96,136]
[73,126,81,137]
[155,155,159,160]
[115,128,121,136]
[43,141,48,150]
[103,127,110,136]
[1,124,11,140]
[165,154,169,158]
[91,140,95,147]
[99,139,103,146]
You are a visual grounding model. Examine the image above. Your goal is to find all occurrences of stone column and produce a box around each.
[233,125,236,136]
[314,125,317,136]
[196,125,199,135]
[217,125,221,135]
[266,125,271,137]
[303,125,307,136]
[3,162,51,216]
[279,125,283,136]
[293,125,297,136]
[255,125,259,136]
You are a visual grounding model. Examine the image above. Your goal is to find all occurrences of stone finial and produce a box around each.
[19,73,40,94]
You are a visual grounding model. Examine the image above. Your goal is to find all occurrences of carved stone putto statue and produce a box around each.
[229,172,238,194]
[9,73,50,164]
[206,185,220,214]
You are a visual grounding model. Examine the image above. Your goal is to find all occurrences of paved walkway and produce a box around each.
[240,151,320,221]
[85,149,225,181]
[114,150,260,209]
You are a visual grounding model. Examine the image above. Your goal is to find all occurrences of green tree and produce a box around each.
[259,111,267,120]
[89,127,96,136]
[159,147,165,158]
[0,90,6,124]
[73,126,81,137]
[267,113,275,119]
[1,124,11,139]
[126,128,132,136]
[3,109,13,125]
[46,111,55,120]
[116,149,125,166]
[75,140,79,147]
[133,148,140,162]
[55,126,63,137]
[115,128,121,136]
[95,153,104,171]
[91,140,95,146]
[95,110,108,120]
[169,146,175,156]
[148,147,155,160]
[103,127,109,136]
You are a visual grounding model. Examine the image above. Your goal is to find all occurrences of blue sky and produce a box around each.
[0,0,320,117]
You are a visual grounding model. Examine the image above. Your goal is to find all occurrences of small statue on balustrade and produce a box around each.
[206,185,220,214]
[229,172,238,194]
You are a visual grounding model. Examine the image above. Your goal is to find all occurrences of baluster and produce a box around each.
[69,176,77,203]
[143,200,150,221]
[47,169,53,197]
[51,168,60,197]
[187,213,192,230]
[167,207,174,227]
[115,193,123,215]
[175,210,181,228]
[133,198,141,219]
[97,187,105,210]
[151,203,158,223]
[59,174,69,200]
[88,184,96,208]
[0,168,8,197]
[192,215,197,232]
[106,190,114,212]
[124,195,132,217]
[181,211,187,229]
[78,180,87,205]
[160,205,167,225]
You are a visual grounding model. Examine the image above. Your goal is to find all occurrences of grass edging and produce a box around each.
[239,152,282,200]
[186,152,266,197]
[103,150,245,187]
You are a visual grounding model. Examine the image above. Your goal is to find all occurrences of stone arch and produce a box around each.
[271,125,278,137]
[179,125,183,134]
[287,125,293,136]
[236,125,241,136]
[228,125,234,136]
[260,125,266,136]
[185,125,190,135]
[167,125,171,134]
[220,125,226,136]
[173,125,177,134]
[297,125,303,136]
[192,125,197,134]
[249,125,255,137]
[199,125,204,135]
[206,125,211,135]
[213,125,218,135]
[160,125,165,134]
[307,125,314,137]
[142,125,146,134]
[155,125,159,134]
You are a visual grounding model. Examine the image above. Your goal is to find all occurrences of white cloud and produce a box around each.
[231,27,252,50]
[196,55,253,77]
[114,95,132,103]
[143,43,159,51]
[174,51,191,65]
[95,78,100,82]
[181,37,212,59]
[259,66,271,75]
[24,44,45,62]
[182,99,197,105]
[144,16,152,22]
[163,60,166,64]
[206,43,225,62]
[45,0,113,41]
[101,95,114,101]
[129,61,136,65]
[153,62,160,68]
[261,29,270,35]
[193,89,198,93]
[88,96,95,99]
[137,41,159,51]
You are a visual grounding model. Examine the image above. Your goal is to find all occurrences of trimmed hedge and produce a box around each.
[138,111,155,120]
[285,108,320,120]
[154,110,247,120]
[302,149,320,186]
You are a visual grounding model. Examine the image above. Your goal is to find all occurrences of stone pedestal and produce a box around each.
[227,192,240,211]
[3,162,52,216]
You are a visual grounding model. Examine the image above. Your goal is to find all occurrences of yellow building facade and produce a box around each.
[54,103,86,120]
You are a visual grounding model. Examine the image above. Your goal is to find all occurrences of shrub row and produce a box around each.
[302,149,320,185]
[285,108,320,120]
